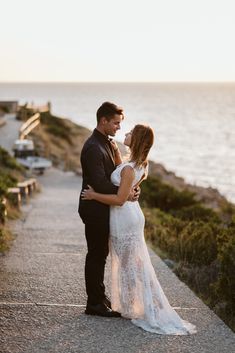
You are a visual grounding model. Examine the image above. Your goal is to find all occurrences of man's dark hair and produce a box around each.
[96,102,124,123]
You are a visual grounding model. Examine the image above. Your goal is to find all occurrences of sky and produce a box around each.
[1,0,235,82]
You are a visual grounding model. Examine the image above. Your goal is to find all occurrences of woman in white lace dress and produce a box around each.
[82,124,196,335]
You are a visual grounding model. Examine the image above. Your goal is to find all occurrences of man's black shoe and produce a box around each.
[85,303,121,317]
[103,296,111,309]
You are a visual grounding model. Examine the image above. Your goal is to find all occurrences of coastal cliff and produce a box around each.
[26,110,229,211]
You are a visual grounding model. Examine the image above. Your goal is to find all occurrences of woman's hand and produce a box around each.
[110,139,122,166]
[110,139,119,153]
[81,185,95,200]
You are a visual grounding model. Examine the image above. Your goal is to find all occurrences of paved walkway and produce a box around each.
[0,114,22,154]
[0,168,235,353]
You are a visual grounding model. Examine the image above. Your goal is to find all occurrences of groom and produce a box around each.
[78,102,137,317]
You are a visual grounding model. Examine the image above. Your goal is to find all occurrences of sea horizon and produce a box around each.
[1,82,235,202]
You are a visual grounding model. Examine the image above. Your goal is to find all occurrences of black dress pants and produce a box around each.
[84,220,109,305]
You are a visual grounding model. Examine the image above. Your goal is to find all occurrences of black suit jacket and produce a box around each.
[78,129,119,223]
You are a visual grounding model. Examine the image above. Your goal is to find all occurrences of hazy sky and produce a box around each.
[1,0,235,82]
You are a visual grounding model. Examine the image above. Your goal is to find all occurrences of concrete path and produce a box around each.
[0,114,22,154]
[0,168,235,353]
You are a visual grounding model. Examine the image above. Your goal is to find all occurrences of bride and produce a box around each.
[82,124,196,335]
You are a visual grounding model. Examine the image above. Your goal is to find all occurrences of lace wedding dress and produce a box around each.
[109,162,196,335]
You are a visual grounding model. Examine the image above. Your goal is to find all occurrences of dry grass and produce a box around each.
[30,117,91,174]
[0,226,15,253]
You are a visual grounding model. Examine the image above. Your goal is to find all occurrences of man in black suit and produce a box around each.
[79,102,136,317]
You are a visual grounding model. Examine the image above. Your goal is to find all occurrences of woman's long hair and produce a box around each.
[129,124,154,168]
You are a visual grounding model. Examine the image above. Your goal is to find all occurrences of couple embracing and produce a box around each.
[78,102,196,335]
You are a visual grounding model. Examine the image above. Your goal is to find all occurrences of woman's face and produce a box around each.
[124,130,133,146]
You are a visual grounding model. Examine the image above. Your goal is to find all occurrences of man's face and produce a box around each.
[103,114,122,136]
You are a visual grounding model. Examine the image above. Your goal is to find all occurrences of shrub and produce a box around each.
[0,181,7,199]
[144,208,220,266]
[174,260,220,298]
[143,202,235,331]
[16,105,34,121]
[0,105,10,113]
[0,200,6,224]
[178,221,219,265]
[0,147,23,228]
[170,204,221,223]
[140,176,197,211]
[0,146,24,172]
[216,229,235,305]
[144,208,186,260]
[0,173,17,198]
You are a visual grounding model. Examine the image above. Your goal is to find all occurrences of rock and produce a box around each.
[163,259,176,269]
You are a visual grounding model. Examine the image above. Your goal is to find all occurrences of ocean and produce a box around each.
[0,82,235,203]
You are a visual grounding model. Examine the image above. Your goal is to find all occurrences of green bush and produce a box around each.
[140,176,197,211]
[16,105,34,121]
[178,221,219,265]
[0,105,9,113]
[216,229,235,304]
[144,208,185,256]
[174,260,220,299]
[0,146,24,172]
[170,204,221,223]
[0,147,23,227]
[0,181,7,199]
[0,173,17,198]
[144,208,220,266]
[0,227,6,250]
[143,201,235,331]
[0,200,6,224]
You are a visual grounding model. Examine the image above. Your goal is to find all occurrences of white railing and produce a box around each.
[19,113,40,139]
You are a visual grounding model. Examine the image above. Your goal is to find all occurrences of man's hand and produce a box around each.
[127,186,141,202]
